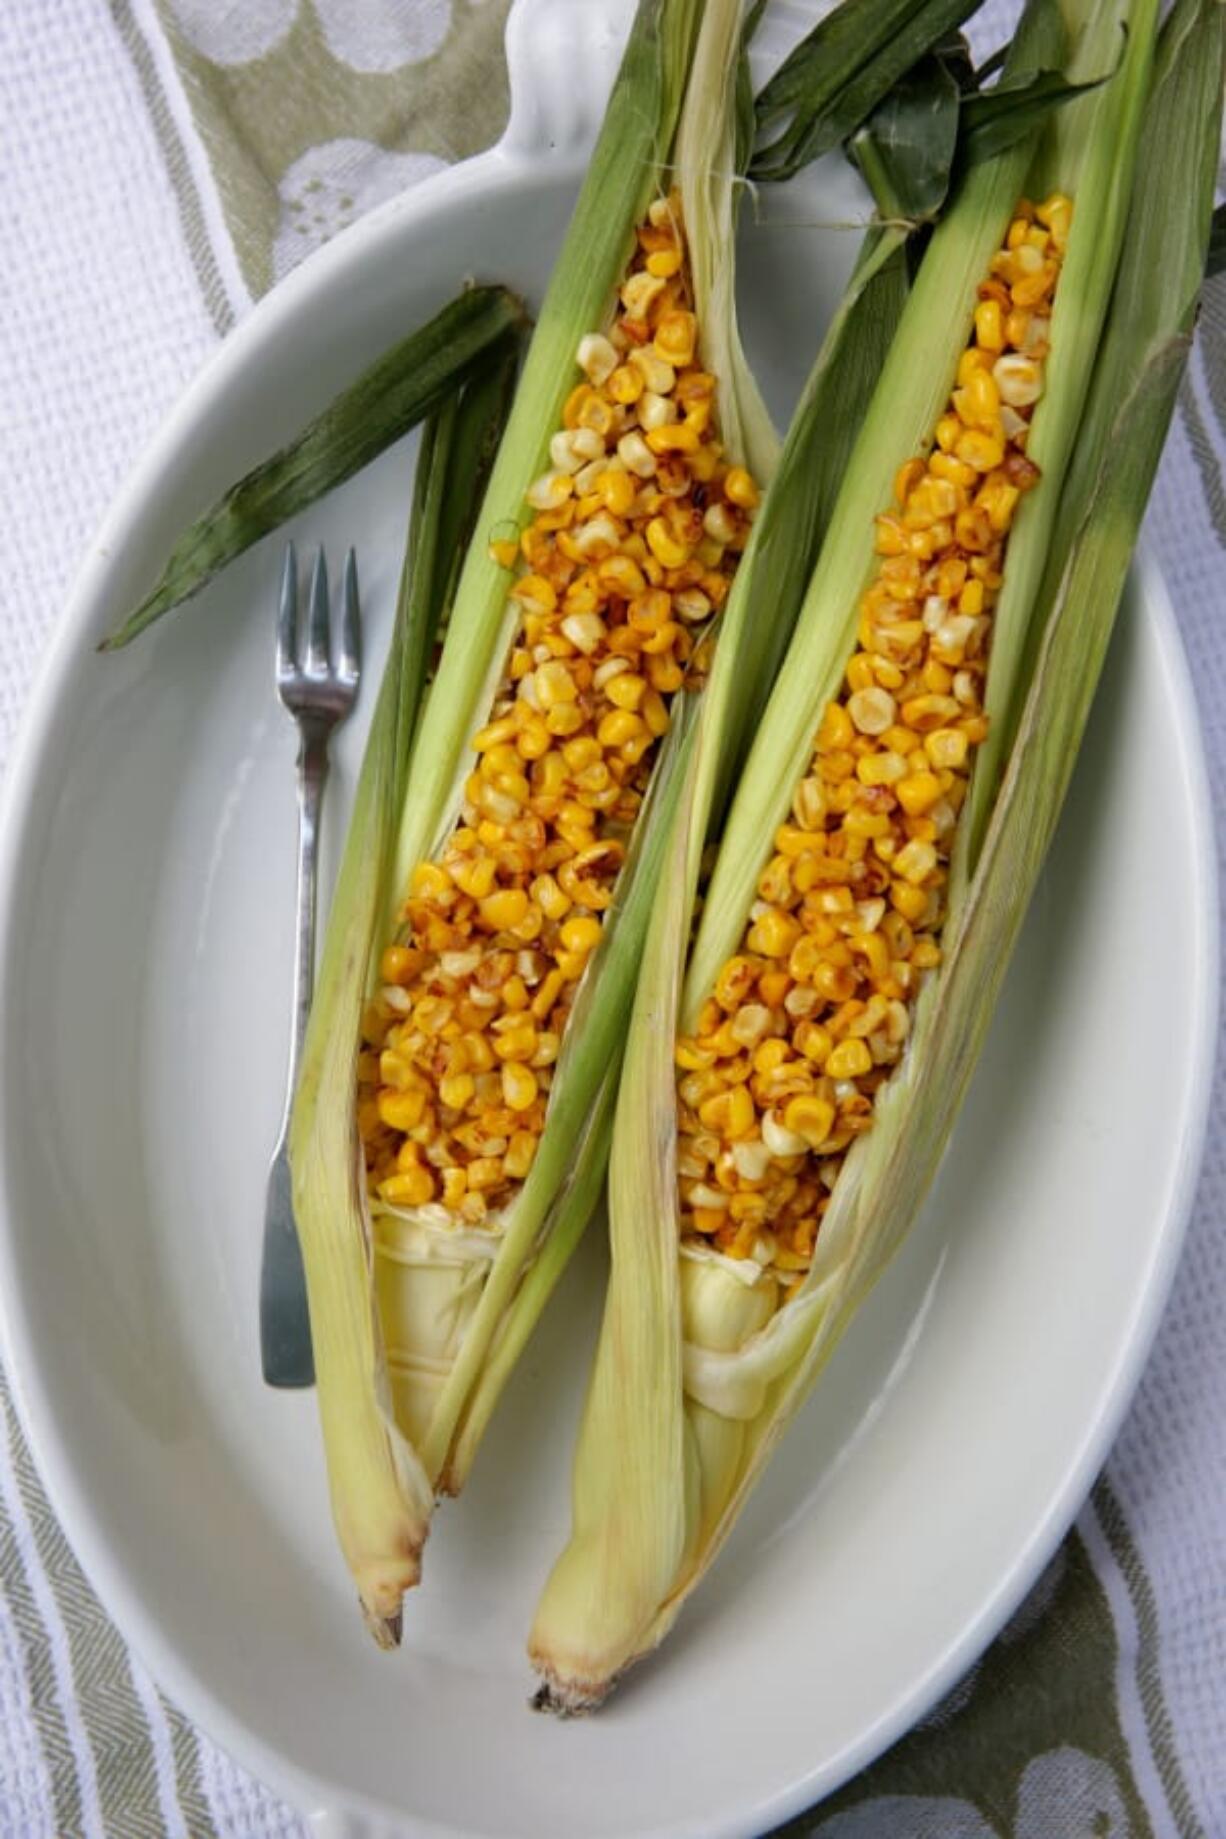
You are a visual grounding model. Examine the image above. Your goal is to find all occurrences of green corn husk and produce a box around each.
[103,286,526,649]
[530,0,1193,1711]
[290,345,517,1644]
[291,0,804,1643]
[751,0,984,183]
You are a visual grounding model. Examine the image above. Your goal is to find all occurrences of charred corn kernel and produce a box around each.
[676,193,1069,1277]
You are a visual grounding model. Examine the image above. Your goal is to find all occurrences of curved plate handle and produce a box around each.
[500,0,637,159]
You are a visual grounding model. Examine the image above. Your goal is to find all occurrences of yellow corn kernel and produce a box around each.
[478,888,530,932]
[783,1094,836,1149]
[439,1072,475,1112]
[957,346,991,387]
[531,968,566,1022]
[955,428,1005,473]
[894,839,939,884]
[599,468,636,516]
[655,309,697,365]
[843,807,891,839]
[377,1051,417,1093]
[724,467,759,510]
[536,659,577,707]
[826,1037,873,1081]
[641,689,670,736]
[560,914,603,955]
[857,750,907,788]
[598,708,647,749]
[441,1167,468,1210]
[489,537,519,570]
[959,577,986,616]
[605,671,647,711]
[502,1063,539,1112]
[896,770,943,816]
[545,703,586,738]
[934,414,961,454]
[925,727,969,769]
[645,516,689,568]
[750,909,801,960]
[411,861,453,900]
[646,247,682,278]
[531,873,570,921]
[505,1131,538,1179]
[466,1156,503,1193]
[380,945,416,986]
[974,298,1004,352]
[817,702,855,752]
[380,1166,436,1208]
[698,1085,756,1140]
[377,1087,427,1132]
[890,881,930,922]
[492,1018,537,1062]
[646,422,700,455]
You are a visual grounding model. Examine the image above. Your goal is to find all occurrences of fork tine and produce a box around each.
[277,544,297,681]
[340,549,361,685]
[306,549,330,677]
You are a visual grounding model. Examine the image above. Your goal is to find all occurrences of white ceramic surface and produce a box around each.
[0,3,1215,1837]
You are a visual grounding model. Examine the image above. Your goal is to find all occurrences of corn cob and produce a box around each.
[531,0,1171,1711]
[292,0,788,1643]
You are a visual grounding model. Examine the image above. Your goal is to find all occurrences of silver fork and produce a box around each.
[261,543,361,1388]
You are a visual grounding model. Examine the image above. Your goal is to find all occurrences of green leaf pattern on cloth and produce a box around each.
[153,0,512,294]
[777,1532,1151,1837]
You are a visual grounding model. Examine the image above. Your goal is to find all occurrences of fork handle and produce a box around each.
[282,724,329,1134]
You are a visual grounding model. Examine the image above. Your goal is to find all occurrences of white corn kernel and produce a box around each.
[576,332,618,386]
[731,1138,773,1182]
[526,471,571,511]
[561,612,606,654]
[993,353,1042,408]
[762,1109,808,1157]
[629,348,676,394]
[618,431,657,477]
